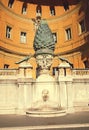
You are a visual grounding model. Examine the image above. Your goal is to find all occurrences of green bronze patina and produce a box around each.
[33,20,55,56]
[15,19,73,69]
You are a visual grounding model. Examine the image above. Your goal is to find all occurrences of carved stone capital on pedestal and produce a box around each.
[36,54,53,75]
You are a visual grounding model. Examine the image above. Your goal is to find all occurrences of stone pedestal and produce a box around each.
[58,62,72,76]
[18,62,33,78]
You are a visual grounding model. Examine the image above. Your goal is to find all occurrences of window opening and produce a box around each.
[8,0,14,8]
[84,60,89,68]
[79,19,86,34]
[22,2,27,14]
[4,64,9,69]
[36,5,42,17]
[65,28,72,40]
[63,0,69,11]
[52,33,57,43]
[6,26,12,39]
[20,32,27,43]
[50,6,55,16]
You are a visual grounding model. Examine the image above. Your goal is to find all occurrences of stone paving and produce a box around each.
[0,111,89,129]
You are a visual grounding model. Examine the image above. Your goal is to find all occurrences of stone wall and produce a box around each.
[0,68,89,114]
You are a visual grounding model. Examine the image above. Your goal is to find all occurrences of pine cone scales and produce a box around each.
[33,20,55,54]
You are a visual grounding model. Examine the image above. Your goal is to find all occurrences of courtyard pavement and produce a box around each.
[0,111,89,129]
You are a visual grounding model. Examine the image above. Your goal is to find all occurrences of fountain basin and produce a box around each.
[26,107,66,117]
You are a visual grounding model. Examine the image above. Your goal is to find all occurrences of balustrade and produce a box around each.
[0,69,18,76]
[72,69,89,76]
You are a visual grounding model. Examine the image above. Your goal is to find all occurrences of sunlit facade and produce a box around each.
[0,0,89,116]
[0,0,89,72]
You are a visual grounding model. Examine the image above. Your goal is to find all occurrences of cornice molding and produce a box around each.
[55,31,89,56]
[0,38,33,50]
[0,2,32,23]
[55,41,89,56]
[0,46,30,56]
[56,31,89,49]
[0,39,34,57]
[0,1,81,23]
[48,4,81,23]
